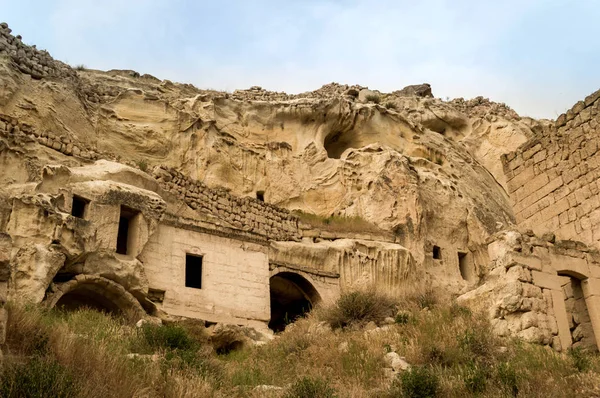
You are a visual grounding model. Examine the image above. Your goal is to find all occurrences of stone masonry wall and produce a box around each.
[459,230,600,352]
[0,23,75,80]
[152,166,300,241]
[502,89,600,248]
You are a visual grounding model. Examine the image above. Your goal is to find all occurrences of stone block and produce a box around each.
[550,289,572,351]
[507,252,542,271]
[581,278,600,298]
[547,253,590,278]
[532,271,563,291]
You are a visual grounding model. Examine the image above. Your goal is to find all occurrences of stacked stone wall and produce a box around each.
[0,114,99,160]
[0,23,75,80]
[502,89,600,248]
[152,166,300,241]
[460,230,600,351]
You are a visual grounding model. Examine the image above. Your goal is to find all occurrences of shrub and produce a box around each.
[414,290,437,309]
[458,327,494,362]
[323,290,396,329]
[395,312,410,325]
[496,362,518,397]
[463,361,488,394]
[385,102,398,110]
[397,366,439,398]
[140,323,196,352]
[365,94,381,104]
[75,64,86,71]
[0,357,79,398]
[136,159,148,172]
[284,376,337,398]
[569,347,591,372]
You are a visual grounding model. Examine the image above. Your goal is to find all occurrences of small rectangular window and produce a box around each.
[185,254,203,289]
[433,245,442,260]
[71,196,89,219]
[256,191,265,202]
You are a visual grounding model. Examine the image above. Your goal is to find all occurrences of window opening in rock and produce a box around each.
[458,252,471,281]
[433,245,442,260]
[256,191,265,202]
[185,254,203,289]
[71,196,89,219]
[116,206,140,255]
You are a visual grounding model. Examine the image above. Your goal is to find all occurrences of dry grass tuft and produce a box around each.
[293,210,385,235]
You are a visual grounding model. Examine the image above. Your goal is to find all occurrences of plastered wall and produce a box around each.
[140,223,271,327]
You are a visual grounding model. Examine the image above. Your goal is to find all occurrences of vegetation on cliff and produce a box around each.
[1,291,599,397]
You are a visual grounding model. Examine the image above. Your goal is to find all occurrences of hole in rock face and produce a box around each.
[458,252,473,281]
[269,272,321,332]
[433,245,442,260]
[55,286,122,315]
[256,191,265,202]
[71,196,89,219]
[324,131,356,159]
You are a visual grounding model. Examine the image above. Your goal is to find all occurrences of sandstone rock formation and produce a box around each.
[1,22,600,351]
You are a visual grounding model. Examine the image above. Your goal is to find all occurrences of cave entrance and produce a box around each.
[323,130,360,159]
[54,284,123,316]
[269,272,321,332]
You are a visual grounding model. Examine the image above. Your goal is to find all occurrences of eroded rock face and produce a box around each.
[3,22,592,348]
[3,161,166,306]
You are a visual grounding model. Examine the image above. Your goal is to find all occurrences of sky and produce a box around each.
[1,0,599,119]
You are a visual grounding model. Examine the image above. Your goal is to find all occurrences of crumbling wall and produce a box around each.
[0,23,75,80]
[153,166,300,241]
[502,89,600,249]
[459,230,600,351]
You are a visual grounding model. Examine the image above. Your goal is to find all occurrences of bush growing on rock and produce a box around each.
[322,289,396,329]
[365,94,381,104]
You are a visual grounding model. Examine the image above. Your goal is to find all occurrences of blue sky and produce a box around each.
[1,0,599,118]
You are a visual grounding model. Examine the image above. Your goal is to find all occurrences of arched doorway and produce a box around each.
[269,271,321,332]
[45,275,147,323]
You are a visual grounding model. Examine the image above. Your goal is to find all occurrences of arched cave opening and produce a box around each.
[324,131,360,159]
[269,272,321,332]
[54,285,123,316]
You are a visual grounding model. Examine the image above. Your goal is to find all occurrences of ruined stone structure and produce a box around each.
[0,22,599,351]
[469,89,600,351]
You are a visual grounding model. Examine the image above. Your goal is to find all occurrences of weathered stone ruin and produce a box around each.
[0,22,599,352]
